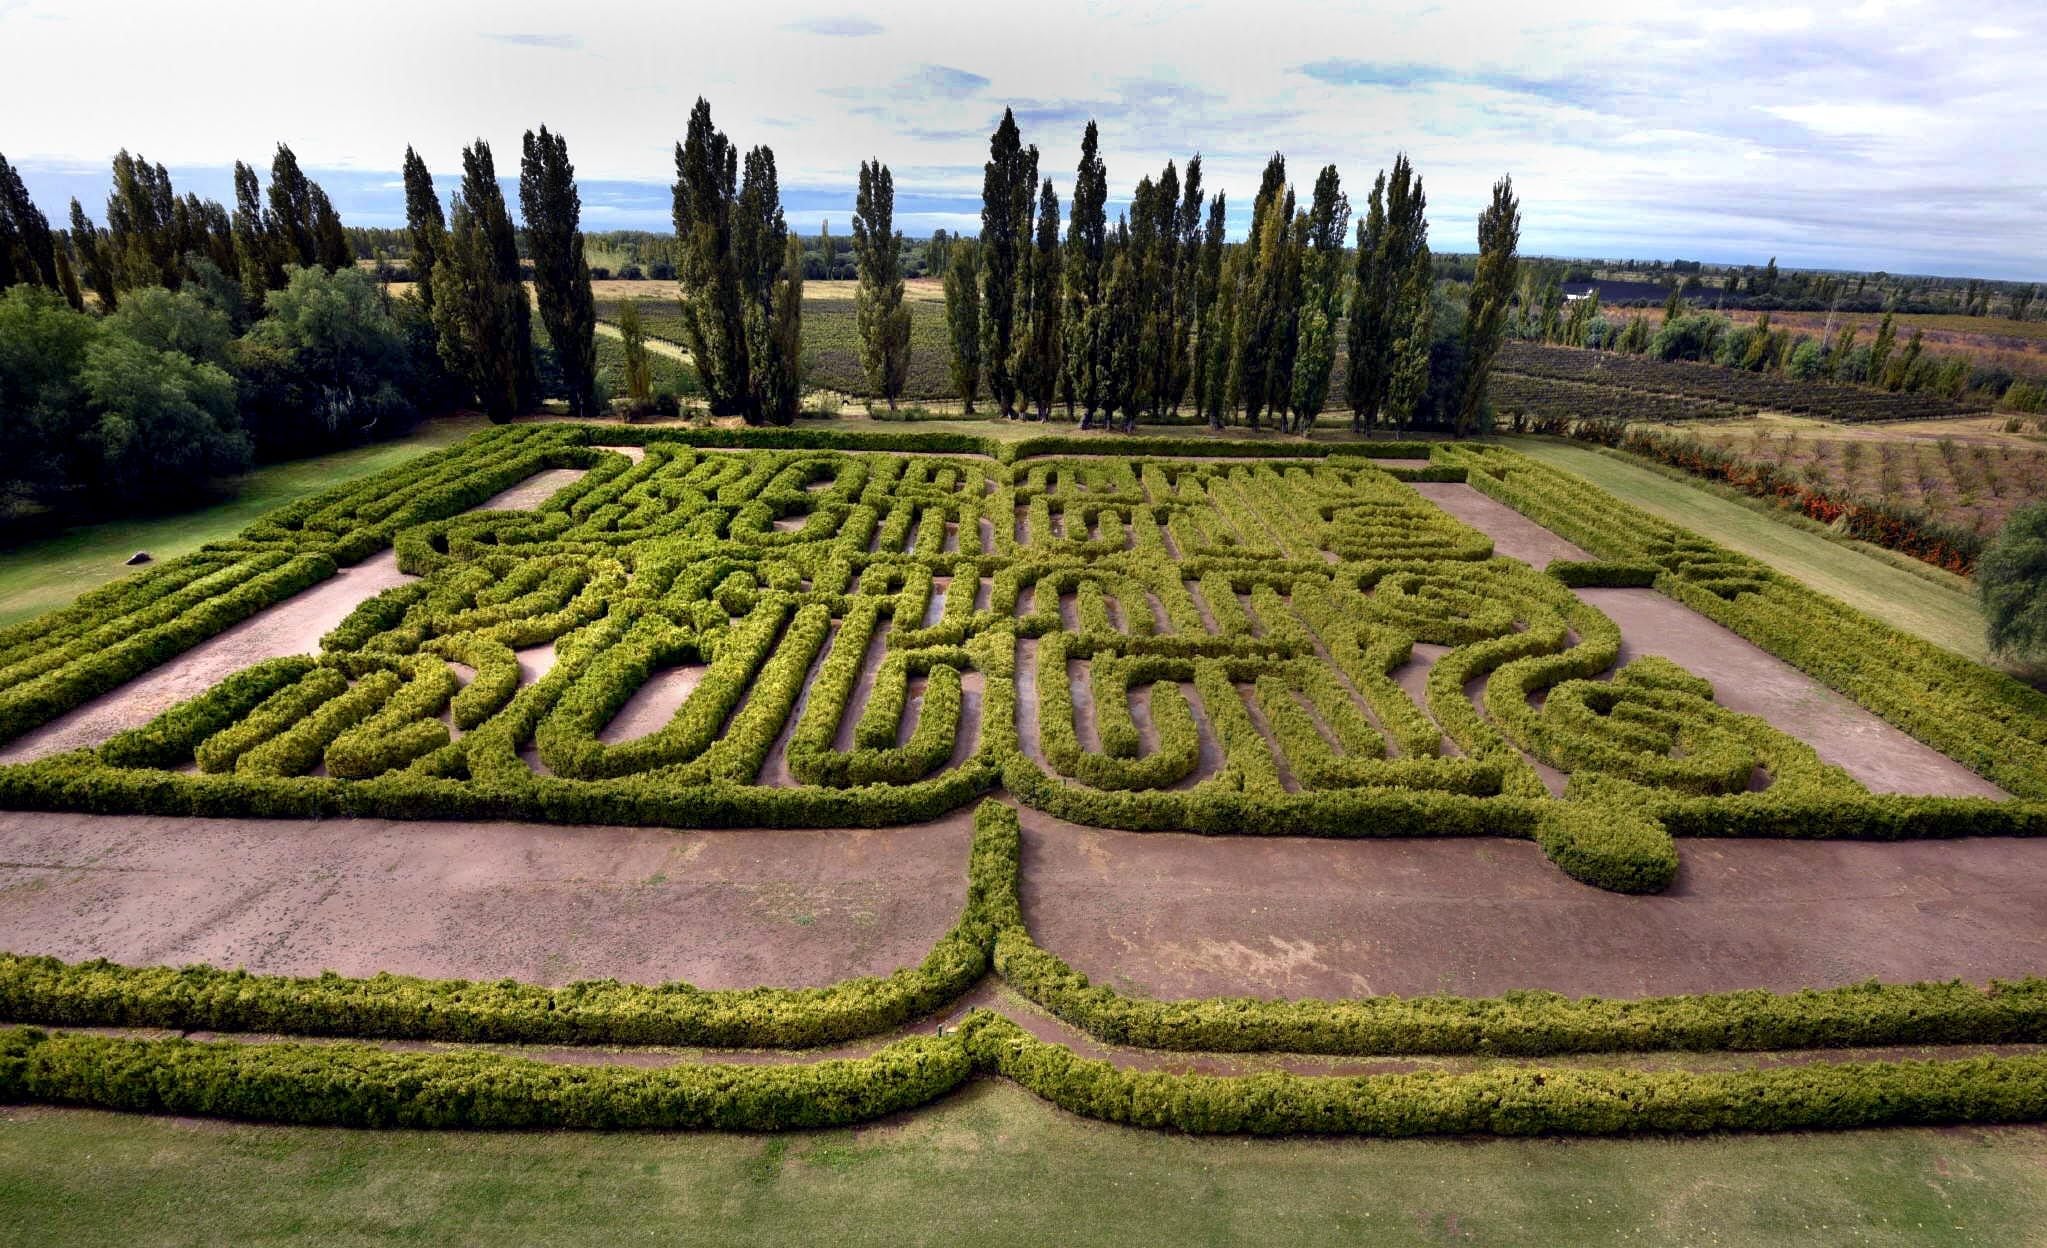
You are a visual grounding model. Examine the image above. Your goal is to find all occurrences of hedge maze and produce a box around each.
[4,422,2047,1135]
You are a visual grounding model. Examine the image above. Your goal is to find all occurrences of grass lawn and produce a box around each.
[5,1090,2045,1246]
[0,416,488,629]
[1501,436,1997,664]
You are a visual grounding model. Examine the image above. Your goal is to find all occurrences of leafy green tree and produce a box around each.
[1827,323,1857,378]
[237,265,415,455]
[1455,175,1520,437]
[1981,503,2047,662]
[980,109,1037,418]
[0,286,98,510]
[1100,219,1142,430]
[758,232,804,424]
[672,98,749,417]
[1012,177,1062,421]
[1346,154,1426,432]
[53,245,83,311]
[107,286,233,369]
[1062,121,1109,427]
[79,331,248,500]
[0,153,61,291]
[400,148,446,313]
[520,126,600,417]
[852,159,911,409]
[67,200,117,312]
[1287,163,1348,433]
[1884,328,1923,391]
[943,238,981,413]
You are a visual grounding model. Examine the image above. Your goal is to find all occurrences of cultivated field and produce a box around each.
[2,424,2046,1144]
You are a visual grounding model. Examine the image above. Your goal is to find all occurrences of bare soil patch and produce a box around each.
[0,810,972,989]
[1407,482,1590,568]
[1016,811,2047,1001]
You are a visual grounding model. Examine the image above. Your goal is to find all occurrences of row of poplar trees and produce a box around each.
[904,110,1520,435]
[401,128,599,422]
[0,145,352,318]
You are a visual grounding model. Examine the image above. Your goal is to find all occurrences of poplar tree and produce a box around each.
[1233,155,1297,430]
[54,246,84,311]
[106,150,180,289]
[852,159,911,409]
[1384,257,1435,431]
[1168,155,1205,413]
[1132,161,1179,426]
[400,148,446,312]
[1347,155,1426,432]
[1456,175,1520,437]
[1101,218,1142,430]
[0,153,61,291]
[736,144,799,424]
[433,139,535,422]
[231,162,278,309]
[1868,311,1897,386]
[521,125,600,416]
[312,185,350,272]
[68,200,117,311]
[616,298,654,413]
[1012,177,1063,420]
[1063,121,1109,426]
[943,238,981,413]
[980,109,1037,418]
[1287,163,1348,433]
[672,98,748,416]
[1190,191,1228,430]
[267,144,319,269]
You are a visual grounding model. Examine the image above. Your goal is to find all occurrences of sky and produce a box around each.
[3,0,2043,279]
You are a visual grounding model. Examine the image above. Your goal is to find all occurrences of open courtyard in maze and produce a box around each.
[3,421,2047,1137]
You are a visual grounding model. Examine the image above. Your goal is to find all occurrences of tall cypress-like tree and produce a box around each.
[1100,217,1141,429]
[1167,155,1205,414]
[1063,120,1108,426]
[852,159,911,409]
[943,238,982,413]
[68,199,116,311]
[672,98,748,416]
[1130,162,1177,427]
[311,185,350,272]
[521,126,600,416]
[1456,175,1520,437]
[400,147,446,312]
[1384,251,1434,430]
[1233,155,1297,430]
[1346,154,1426,432]
[231,162,277,309]
[736,145,798,424]
[0,153,61,291]
[980,109,1037,418]
[1013,177,1063,420]
[432,139,535,422]
[267,144,319,269]
[1868,310,1897,385]
[1287,164,1348,433]
[1190,191,1228,430]
[106,150,180,290]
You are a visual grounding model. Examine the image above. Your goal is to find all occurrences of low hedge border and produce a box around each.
[7,1015,2047,1137]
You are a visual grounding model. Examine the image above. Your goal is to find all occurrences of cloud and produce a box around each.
[787,15,883,37]
[908,65,989,98]
[480,32,580,50]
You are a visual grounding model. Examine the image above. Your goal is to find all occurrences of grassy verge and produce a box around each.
[0,416,488,629]
[4,1090,2044,1246]
[1500,436,1996,664]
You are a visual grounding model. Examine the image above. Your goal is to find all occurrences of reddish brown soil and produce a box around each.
[1407,482,1590,568]
[0,810,972,989]
[1015,810,2047,1001]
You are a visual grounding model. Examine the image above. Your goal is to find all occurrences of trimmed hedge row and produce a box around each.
[8,1014,2047,1136]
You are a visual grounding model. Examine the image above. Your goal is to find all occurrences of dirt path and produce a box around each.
[0,810,972,989]
[1015,811,2047,1001]
[0,553,413,764]
[1406,481,1589,568]
[1576,587,2008,798]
